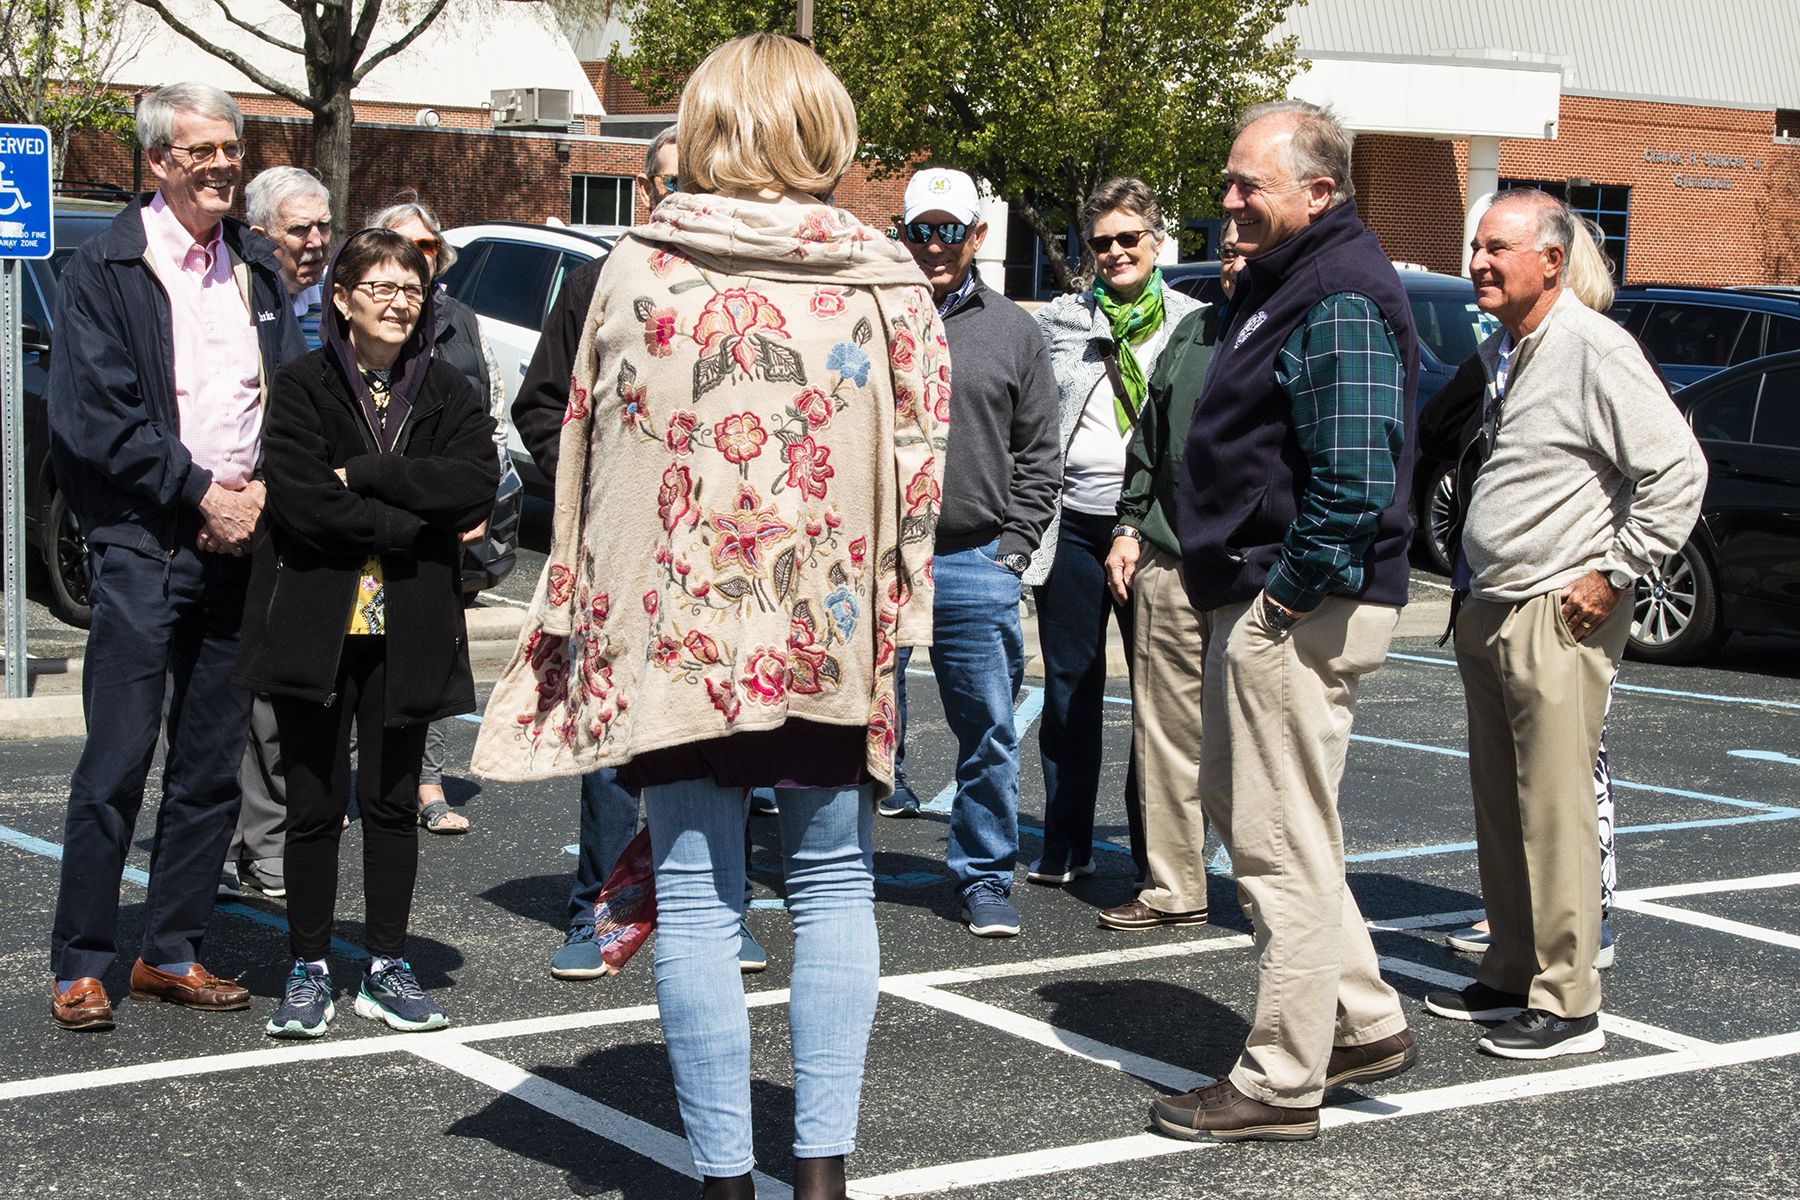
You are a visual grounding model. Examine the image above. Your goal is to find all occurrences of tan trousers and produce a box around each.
[1455,591,1628,1018]
[1130,545,1209,914]
[1200,595,1408,1107]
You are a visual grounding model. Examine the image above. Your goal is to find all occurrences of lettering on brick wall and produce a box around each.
[1644,147,1766,192]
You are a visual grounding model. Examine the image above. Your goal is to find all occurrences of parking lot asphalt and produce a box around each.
[1,594,1798,1198]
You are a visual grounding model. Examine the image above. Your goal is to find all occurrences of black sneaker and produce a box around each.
[1424,981,1527,1022]
[1479,1009,1605,1059]
[877,775,921,818]
[266,961,333,1039]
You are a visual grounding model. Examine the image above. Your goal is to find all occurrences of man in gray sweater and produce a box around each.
[1425,190,1705,1058]
[888,168,1061,938]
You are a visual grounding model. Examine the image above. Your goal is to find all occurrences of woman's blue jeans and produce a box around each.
[645,778,878,1176]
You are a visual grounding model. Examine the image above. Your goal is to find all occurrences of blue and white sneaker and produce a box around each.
[877,773,921,818]
[737,918,768,973]
[266,961,334,1039]
[961,880,1021,937]
[748,788,780,815]
[354,961,448,1032]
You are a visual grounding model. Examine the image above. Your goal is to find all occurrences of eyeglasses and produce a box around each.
[660,175,680,195]
[283,220,332,240]
[904,221,968,246]
[165,140,246,164]
[412,236,443,257]
[353,280,425,304]
[1087,229,1153,254]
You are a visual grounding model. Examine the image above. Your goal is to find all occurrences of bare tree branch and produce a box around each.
[204,0,303,55]
[130,0,314,108]
[351,0,450,83]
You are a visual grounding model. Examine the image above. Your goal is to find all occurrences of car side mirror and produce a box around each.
[22,317,49,352]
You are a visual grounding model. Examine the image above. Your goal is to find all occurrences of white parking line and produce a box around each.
[1609,898,1800,951]
[1616,871,1800,902]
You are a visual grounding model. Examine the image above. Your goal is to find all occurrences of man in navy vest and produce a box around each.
[1152,101,1419,1141]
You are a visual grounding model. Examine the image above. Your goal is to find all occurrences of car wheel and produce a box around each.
[1626,539,1724,665]
[1412,461,1456,575]
[43,491,92,630]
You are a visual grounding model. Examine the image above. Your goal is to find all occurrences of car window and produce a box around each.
[1168,274,1225,308]
[544,251,590,317]
[1637,304,1751,369]
[21,265,50,340]
[465,242,558,330]
[438,242,485,300]
[1768,315,1800,356]
[1408,294,1494,365]
[1687,373,1758,443]
[1751,366,1800,448]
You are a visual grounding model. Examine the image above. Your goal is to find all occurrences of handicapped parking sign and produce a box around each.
[0,124,53,259]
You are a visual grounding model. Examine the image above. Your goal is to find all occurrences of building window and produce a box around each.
[1500,179,1631,284]
[571,174,634,226]
[1776,109,1800,145]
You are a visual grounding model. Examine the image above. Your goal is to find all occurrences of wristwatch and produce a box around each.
[1261,593,1299,634]
[1111,524,1143,542]
[998,551,1031,576]
[1605,568,1635,591]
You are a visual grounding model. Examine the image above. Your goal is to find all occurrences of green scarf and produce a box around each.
[1093,267,1166,433]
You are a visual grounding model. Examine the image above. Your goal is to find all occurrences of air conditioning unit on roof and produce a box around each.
[491,87,574,129]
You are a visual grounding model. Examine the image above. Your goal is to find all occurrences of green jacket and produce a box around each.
[1117,306,1216,557]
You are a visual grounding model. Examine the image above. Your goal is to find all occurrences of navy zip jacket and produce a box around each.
[47,194,305,557]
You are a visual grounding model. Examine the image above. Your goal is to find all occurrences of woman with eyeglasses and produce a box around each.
[1026,177,1201,906]
[233,229,499,1038]
[474,33,946,1200]
[369,199,509,835]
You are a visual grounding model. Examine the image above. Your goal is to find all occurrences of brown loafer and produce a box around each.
[52,978,116,1032]
[1098,900,1209,931]
[129,959,251,1011]
[1149,1078,1319,1142]
[1325,1025,1418,1091]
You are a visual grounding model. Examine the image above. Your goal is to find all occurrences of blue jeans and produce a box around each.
[565,768,642,928]
[1033,509,1143,880]
[924,542,1026,894]
[646,779,877,1175]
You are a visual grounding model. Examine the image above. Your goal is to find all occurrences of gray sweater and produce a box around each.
[1465,289,1706,602]
[936,277,1062,560]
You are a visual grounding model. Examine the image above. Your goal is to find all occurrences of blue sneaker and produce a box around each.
[737,918,768,973]
[550,924,607,980]
[266,961,334,1039]
[878,774,921,818]
[1596,919,1615,970]
[961,880,1020,937]
[354,961,448,1032]
[749,788,780,815]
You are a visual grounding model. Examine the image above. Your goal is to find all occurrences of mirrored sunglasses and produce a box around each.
[904,221,968,246]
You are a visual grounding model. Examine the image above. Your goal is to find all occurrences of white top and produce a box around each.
[1061,377,1131,516]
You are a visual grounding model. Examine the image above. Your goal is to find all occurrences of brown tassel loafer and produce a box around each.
[51,978,116,1032]
[129,959,251,1011]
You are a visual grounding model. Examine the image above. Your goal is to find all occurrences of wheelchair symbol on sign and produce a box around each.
[0,162,31,217]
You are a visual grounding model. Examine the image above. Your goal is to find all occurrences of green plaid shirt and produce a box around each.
[1265,293,1407,612]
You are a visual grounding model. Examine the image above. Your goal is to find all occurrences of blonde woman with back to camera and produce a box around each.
[473,33,949,1200]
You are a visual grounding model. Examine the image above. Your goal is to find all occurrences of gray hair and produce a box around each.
[645,125,676,179]
[137,82,243,149]
[1237,99,1354,207]
[367,197,456,273]
[245,166,329,233]
[1079,176,1166,240]
[1486,187,1615,309]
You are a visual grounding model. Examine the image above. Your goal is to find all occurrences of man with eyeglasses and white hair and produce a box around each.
[247,165,332,349]
[1154,100,1420,1141]
[46,81,304,1033]
[888,167,1060,938]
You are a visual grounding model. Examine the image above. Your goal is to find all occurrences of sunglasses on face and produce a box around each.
[904,221,968,246]
[353,280,425,304]
[660,175,680,195]
[1086,229,1152,254]
[165,140,246,164]
[412,236,443,257]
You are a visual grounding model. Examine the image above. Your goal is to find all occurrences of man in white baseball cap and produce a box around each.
[884,167,1062,941]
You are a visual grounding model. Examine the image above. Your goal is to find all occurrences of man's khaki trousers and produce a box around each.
[1455,590,1629,1018]
[1200,595,1408,1107]
[1130,545,1209,914]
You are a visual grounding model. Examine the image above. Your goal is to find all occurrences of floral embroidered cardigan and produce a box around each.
[472,195,949,792]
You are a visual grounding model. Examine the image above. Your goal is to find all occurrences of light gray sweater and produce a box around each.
[1464,289,1706,602]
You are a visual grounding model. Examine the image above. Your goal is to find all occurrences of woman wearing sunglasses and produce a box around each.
[474,33,946,1200]
[234,229,500,1037]
[369,198,510,835]
[1026,178,1201,906]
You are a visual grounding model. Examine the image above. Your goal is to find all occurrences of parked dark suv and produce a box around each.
[1607,285,1800,391]
[21,200,520,628]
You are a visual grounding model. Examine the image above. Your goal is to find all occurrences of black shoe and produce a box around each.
[1424,981,1527,1022]
[1479,1009,1605,1059]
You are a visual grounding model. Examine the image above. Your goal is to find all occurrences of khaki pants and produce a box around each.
[1455,591,1628,1018]
[1200,595,1407,1107]
[1130,545,1209,914]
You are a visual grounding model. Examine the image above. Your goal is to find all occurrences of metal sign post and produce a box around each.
[1,123,54,700]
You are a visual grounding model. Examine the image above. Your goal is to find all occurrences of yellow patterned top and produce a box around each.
[347,555,385,636]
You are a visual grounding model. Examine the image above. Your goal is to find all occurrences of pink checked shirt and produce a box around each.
[142,193,263,489]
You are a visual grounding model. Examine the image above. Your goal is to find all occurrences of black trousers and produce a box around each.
[52,537,253,981]
[273,637,427,961]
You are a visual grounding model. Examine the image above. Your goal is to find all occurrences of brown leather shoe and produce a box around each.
[51,978,115,1032]
[129,959,251,1011]
[1097,900,1208,931]
[1149,1078,1319,1142]
[1325,1025,1418,1091]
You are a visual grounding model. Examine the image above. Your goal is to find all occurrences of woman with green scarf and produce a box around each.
[1025,178,1201,909]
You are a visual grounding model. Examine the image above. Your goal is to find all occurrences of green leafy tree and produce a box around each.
[616,0,1301,291]
[0,0,145,180]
